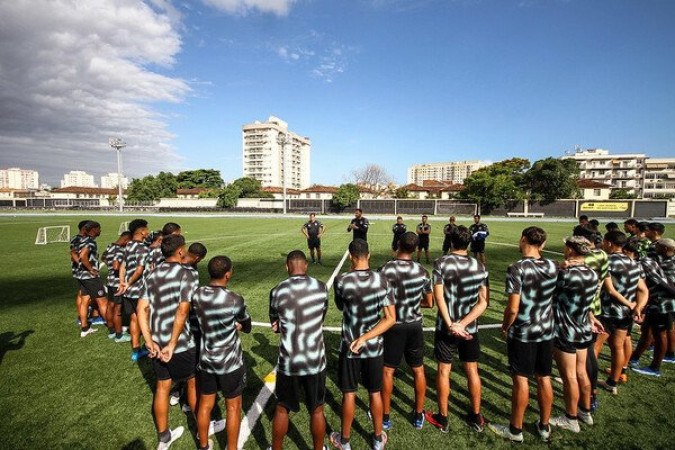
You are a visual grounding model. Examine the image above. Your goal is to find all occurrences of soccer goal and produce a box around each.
[118,221,130,234]
[35,226,71,245]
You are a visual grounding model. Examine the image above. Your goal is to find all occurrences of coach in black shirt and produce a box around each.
[347,208,369,242]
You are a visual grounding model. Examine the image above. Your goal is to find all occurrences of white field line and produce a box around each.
[488,240,564,256]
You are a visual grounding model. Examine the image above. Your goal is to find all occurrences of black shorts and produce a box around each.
[152,347,197,382]
[507,339,553,378]
[307,237,321,250]
[337,352,383,393]
[442,239,452,254]
[123,297,139,316]
[383,321,424,369]
[646,312,674,333]
[600,316,633,334]
[434,330,480,363]
[107,286,123,305]
[553,337,593,354]
[78,278,106,299]
[392,237,402,251]
[417,237,429,251]
[470,241,486,254]
[198,365,246,398]
[275,370,326,413]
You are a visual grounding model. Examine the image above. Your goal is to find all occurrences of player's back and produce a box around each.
[379,259,430,324]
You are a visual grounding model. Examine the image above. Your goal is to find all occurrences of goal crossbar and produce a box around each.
[35,225,71,245]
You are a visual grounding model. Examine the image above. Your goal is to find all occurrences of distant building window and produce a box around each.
[594,189,601,196]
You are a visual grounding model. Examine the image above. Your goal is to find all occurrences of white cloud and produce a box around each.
[0,0,190,183]
[202,0,297,16]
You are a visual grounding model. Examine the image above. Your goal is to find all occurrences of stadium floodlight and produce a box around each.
[109,137,126,212]
[277,132,290,215]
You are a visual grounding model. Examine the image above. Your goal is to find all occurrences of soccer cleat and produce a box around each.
[114,334,131,343]
[578,410,594,426]
[590,395,599,412]
[633,367,662,377]
[169,391,180,406]
[598,380,618,395]
[108,331,116,339]
[628,359,640,370]
[465,413,486,433]
[372,431,388,450]
[412,411,425,430]
[662,356,675,364]
[487,423,523,443]
[157,426,184,450]
[536,421,551,442]
[80,327,98,338]
[130,348,150,362]
[329,432,351,450]
[382,417,392,431]
[181,403,192,413]
[424,411,449,433]
[603,368,628,383]
[201,439,214,450]
[90,316,106,326]
[208,419,226,436]
[550,415,580,433]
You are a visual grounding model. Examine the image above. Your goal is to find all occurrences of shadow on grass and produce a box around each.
[0,330,34,366]
[120,438,149,450]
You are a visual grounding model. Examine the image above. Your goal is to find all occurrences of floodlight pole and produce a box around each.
[109,138,126,212]
[277,132,290,215]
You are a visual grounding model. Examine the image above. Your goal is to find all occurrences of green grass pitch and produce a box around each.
[0,214,673,449]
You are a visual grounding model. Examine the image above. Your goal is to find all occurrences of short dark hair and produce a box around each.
[78,220,90,231]
[589,219,600,228]
[422,215,428,219]
[188,242,207,259]
[573,223,597,242]
[522,226,547,246]
[604,230,627,247]
[606,222,619,232]
[579,215,589,222]
[120,231,132,239]
[129,219,148,235]
[396,216,402,220]
[348,238,369,258]
[474,214,481,219]
[398,232,418,253]
[648,222,665,235]
[309,213,316,217]
[150,230,163,242]
[286,250,307,264]
[83,220,100,231]
[450,225,472,250]
[624,218,638,227]
[162,222,181,236]
[623,239,640,256]
[638,221,650,232]
[161,234,185,257]
[208,255,232,279]
[355,208,363,213]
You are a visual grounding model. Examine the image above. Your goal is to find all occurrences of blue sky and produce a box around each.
[1,0,674,185]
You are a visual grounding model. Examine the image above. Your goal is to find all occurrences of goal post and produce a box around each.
[35,226,71,245]
[118,221,130,235]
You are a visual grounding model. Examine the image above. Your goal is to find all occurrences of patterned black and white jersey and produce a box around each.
[143,262,198,354]
[269,275,328,376]
[334,269,394,359]
[554,265,598,345]
[192,285,250,374]
[303,221,323,238]
[102,243,125,288]
[70,234,84,278]
[348,217,369,241]
[433,254,488,334]
[76,236,99,280]
[123,240,150,299]
[584,249,609,315]
[379,259,432,324]
[505,257,558,342]
[148,246,164,270]
[641,257,675,314]
[601,253,644,319]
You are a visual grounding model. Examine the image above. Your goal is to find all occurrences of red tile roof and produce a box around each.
[262,186,301,195]
[52,186,121,195]
[577,179,612,189]
[301,184,338,193]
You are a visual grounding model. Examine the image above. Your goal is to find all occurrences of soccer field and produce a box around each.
[1,214,673,450]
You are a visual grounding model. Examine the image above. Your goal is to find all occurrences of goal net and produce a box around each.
[35,226,71,245]
[118,221,130,235]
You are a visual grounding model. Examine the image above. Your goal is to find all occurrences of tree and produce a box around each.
[609,189,637,199]
[524,158,579,205]
[176,169,224,189]
[126,172,178,202]
[216,177,273,208]
[459,158,530,213]
[351,164,392,192]
[332,183,361,210]
[394,187,409,199]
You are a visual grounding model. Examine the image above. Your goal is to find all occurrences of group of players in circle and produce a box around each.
[67,211,673,449]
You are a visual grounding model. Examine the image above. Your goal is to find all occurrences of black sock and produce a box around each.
[509,424,522,434]
[414,411,423,421]
[133,346,140,353]
[538,421,550,430]
[565,413,577,420]
[606,378,617,387]
[469,411,480,421]
[158,429,171,443]
[340,436,350,445]
[621,367,627,374]
[81,325,89,332]
[373,434,382,443]
[579,405,590,413]
[115,332,123,338]
[383,414,390,422]
[666,352,674,358]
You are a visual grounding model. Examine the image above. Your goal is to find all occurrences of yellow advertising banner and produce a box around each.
[579,202,629,212]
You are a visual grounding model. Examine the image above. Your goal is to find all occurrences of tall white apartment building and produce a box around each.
[242,116,311,189]
[61,170,97,188]
[643,158,675,199]
[562,148,646,197]
[407,160,488,185]
[100,173,129,190]
[0,167,39,189]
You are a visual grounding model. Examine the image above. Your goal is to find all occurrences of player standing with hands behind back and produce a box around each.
[302,213,325,264]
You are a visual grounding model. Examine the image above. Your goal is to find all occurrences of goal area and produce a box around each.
[35,226,71,245]
[118,221,130,234]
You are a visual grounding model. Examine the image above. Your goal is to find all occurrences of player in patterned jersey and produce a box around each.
[302,213,326,264]
[102,231,132,341]
[468,215,489,265]
[379,232,433,431]
[137,234,199,450]
[597,231,648,395]
[147,231,164,271]
[330,239,396,450]
[416,215,432,264]
[76,221,110,338]
[628,239,675,376]
[657,241,675,364]
[549,236,599,433]
[425,226,488,434]
[645,222,665,259]
[489,227,558,443]
[442,216,458,255]
[269,250,329,450]
[118,219,151,361]
[391,216,406,257]
[192,255,251,450]
[347,208,369,242]
[70,220,90,326]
